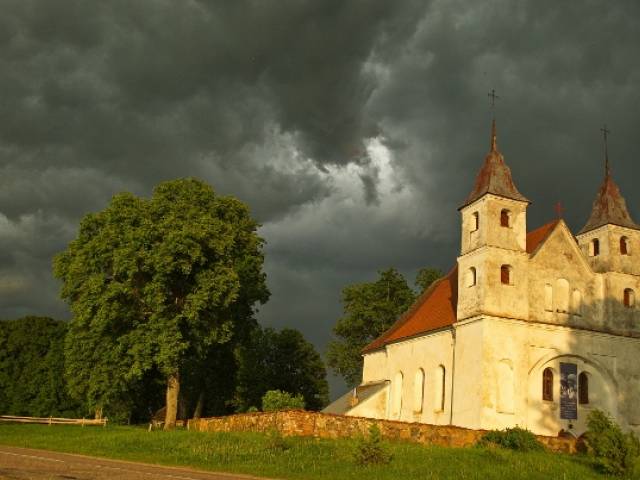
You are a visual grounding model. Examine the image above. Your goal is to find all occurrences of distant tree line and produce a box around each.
[0,316,328,423]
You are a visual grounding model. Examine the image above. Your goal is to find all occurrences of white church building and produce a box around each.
[326,121,640,437]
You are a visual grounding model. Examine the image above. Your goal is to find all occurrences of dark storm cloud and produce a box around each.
[2,0,640,397]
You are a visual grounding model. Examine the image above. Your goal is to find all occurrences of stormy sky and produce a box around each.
[2,0,640,396]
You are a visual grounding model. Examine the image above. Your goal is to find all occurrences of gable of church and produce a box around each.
[527,220,600,329]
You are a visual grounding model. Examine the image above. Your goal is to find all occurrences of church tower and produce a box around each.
[457,120,530,321]
[576,150,640,276]
[576,133,640,329]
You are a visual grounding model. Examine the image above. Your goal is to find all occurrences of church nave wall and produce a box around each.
[362,330,454,425]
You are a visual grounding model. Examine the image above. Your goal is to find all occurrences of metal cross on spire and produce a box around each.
[488,89,500,109]
[488,89,500,151]
[600,124,611,176]
[555,201,565,219]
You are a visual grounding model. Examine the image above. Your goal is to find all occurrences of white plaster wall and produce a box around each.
[451,319,484,429]
[362,350,387,384]
[360,330,454,424]
[477,317,640,436]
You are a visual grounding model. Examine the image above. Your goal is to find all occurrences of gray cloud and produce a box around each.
[2,0,640,397]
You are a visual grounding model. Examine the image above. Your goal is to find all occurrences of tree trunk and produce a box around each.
[94,407,103,420]
[164,372,180,430]
[193,391,205,419]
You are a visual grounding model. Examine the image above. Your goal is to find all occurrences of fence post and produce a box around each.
[48,417,52,426]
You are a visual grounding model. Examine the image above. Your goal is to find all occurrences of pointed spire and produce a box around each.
[490,118,497,152]
[601,125,611,178]
[579,128,639,234]
[460,118,529,209]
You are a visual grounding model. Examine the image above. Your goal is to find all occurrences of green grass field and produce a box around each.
[0,424,611,480]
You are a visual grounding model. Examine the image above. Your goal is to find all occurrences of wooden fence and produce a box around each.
[0,415,107,427]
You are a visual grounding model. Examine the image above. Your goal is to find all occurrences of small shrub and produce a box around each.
[353,424,393,466]
[246,406,259,413]
[261,390,305,412]
[479,426,544,452]
[584,409,640,477]
[266,428,290,452]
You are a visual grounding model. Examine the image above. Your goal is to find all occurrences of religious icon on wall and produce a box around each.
[560,362,578,420]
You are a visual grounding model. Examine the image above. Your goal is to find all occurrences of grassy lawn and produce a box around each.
[0,424,610,480]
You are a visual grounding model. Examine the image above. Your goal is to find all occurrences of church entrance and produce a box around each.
[527,354,616,436]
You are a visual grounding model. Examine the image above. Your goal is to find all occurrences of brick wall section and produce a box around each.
[188,410,576,453]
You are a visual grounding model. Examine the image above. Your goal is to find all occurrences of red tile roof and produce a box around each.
[362,221,560,353]
[526,220,559,254]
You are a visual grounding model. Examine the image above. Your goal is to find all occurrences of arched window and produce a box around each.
[471,212,479,232]
[544,283,553,312]
[413,369,425,413]
[572,289,582,315]
[392,372,403,419]
[500,209,511,228]
[467,267,477,287]
[620,236,630,255]
[434,365,445,412]
[501,265,512,285]
[542,368,554,401]
[624,288,635,308]
[578,372,589,405]
[497,360,515,414]
[590,238,600,257]
[556,279,570,312]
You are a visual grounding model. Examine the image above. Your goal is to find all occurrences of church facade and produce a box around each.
[325,121,640,437]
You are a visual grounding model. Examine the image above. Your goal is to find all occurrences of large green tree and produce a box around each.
[54,178,269,428]
[0,317,82,417]
[326,268,416,387]
[234,327,329,411]
[415,267,444,294]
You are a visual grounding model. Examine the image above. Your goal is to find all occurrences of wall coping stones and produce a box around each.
[188,410,576,454]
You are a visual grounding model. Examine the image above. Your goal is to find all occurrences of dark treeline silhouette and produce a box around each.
[0,315,328,423]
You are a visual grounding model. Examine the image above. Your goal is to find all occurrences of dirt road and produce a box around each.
[0,446,273,480]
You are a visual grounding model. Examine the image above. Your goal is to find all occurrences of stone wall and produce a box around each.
[188,410,576,453]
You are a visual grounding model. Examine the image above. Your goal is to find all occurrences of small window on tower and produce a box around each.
[471,212,479,232]
[620,236,630,255]
[578,372,589,405]
[500,265,512,285]
[624,288,635,308]
[500,209,511,227]
[590,239,600,257]
[542,368,554,401]
[467,267,477,287]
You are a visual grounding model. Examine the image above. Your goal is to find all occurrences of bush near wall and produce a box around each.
[188,411,575,453]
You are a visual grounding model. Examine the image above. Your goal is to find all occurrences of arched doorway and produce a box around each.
[527,354,617,436]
